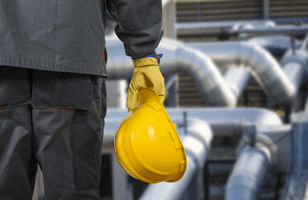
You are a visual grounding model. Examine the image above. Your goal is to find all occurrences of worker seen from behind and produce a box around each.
[0,0,165,199]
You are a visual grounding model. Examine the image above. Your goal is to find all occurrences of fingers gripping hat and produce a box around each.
[114,87,187,183]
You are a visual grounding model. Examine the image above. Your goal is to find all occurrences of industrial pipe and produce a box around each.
[139,118,213,200]
[225,146,270,200]
[106,35,237,107]
[187,41,298,105]
[230,25,308,36]
[226,124,292,200]
[176,19,277,31]
[102,107,283,151]
[236,125,292,172]
[223,67,253,99]
[102,108,284,200]
[248,36,302,54]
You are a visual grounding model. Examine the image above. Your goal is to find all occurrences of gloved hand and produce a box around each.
[127,55,165,112]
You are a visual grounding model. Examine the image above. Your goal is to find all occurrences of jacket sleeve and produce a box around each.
[106,0,163,59]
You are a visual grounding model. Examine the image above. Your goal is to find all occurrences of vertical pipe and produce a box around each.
[263,0,270,20]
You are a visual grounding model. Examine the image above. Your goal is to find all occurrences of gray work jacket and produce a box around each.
[0,0,163,76]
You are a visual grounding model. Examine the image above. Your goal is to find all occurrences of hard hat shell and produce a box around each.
[114,87,187,183]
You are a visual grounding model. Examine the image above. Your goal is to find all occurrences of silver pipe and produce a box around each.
[103,108,283,199]
[263,0,270,20]
[236,125,292,172]
[105,107,283,125]
[187,41,297,105]
[102,107,283,151]
[139,118,213,200]
[209,121,245,137]
[230,25,308,35]
[282,62,305,92]
[227,124,292,200]
[106,36,237,107]
[248,36,302,53]
[223,68,253,99]
[176,20,276,30]
[257,125,292,172]
[225,146,270,200]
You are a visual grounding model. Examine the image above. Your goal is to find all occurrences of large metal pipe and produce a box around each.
[225,146,270,200]
[187,41,297,105]
[102,107,283,151]
[106,35,236,107]
[223,68,253,99]
[139,118,213,200]
[227,124,292,200]
[236,125,292,172]
[103,108,284,200]
[248,36,302,54]
[176,19,308,31]
[282,62,305,92]
[230,25,308,36]
[176,19,277,31]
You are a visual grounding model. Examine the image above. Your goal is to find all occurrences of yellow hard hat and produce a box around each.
[114,87,187,183]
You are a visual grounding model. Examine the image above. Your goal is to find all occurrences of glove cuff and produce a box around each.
[142,54,163,64]
[133,54,163,68]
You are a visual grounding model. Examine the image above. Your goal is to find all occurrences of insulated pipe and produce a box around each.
[236,125,292,172]
[106,35,236,107]
[105,108,283,126]
[187,41,297,105]
[226,124,292,200]
[282,62,305,93]
[139,118,213,200]
[225,146,270,200]
[280,47,308,86]
[248,36,302,54]
[102,108,283,199]
[223,68,253,99]
[102,107,283,151]
[230,25,308,36]
[176,20,276,31]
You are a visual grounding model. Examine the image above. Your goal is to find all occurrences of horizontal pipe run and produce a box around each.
[230,25,308,35]
[248,36,302,54]
[105,107,283,126]
[175,20,277,30]
[102,108,283,152]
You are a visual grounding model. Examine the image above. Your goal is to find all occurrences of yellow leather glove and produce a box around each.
[127,55,165,112]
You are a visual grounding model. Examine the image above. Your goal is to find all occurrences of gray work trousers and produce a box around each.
[0,66,107,200]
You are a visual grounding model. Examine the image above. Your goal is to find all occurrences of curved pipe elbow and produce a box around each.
[239,42,296,105]
[175,45,237,107]
[187,41,300,106]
